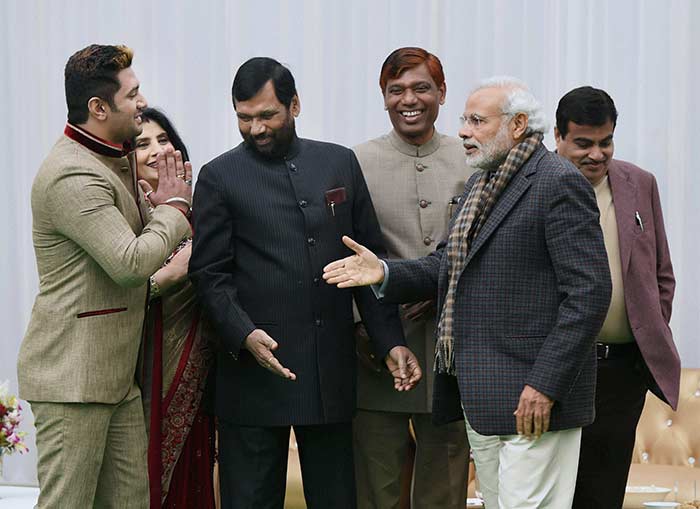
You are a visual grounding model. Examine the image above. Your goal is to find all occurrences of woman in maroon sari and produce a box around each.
[135,108,216,508]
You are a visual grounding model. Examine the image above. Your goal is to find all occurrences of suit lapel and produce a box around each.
[462,149,543,267]
[608,161,637,277]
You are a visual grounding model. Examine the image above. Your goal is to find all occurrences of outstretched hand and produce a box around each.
[244,329,297,381]
[323,236,384,288]
[385,346,422,391]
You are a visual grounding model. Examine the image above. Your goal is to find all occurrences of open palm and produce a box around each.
[323,236,385,288]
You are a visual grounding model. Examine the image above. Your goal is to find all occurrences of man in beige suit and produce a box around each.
[17,44,192,508]
[352,47,472,509]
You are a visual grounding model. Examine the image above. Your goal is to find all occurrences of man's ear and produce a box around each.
[290,95,301,117]
[511,112,529,139]
[438,82,446,106]
[553,126,562,142]
[87,97,108,121]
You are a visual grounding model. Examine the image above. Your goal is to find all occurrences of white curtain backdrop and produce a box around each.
[2,0,698,486]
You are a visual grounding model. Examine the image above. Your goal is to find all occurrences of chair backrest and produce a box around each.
[632,368,700,468]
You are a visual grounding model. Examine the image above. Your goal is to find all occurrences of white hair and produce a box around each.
[473,76,548,134]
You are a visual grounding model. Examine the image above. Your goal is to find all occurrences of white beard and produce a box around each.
[464,123,513,171]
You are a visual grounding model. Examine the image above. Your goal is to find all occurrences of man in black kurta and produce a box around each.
[189,57,421,509]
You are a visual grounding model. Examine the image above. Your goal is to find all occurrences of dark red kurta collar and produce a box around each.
[64,123,133,158]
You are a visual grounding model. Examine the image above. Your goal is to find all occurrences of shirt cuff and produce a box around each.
[371,260,389,299]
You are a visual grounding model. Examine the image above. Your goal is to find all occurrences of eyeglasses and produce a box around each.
[459,113,508,129]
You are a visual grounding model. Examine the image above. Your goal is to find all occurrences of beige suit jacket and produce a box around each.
[353,130,474,412]
[18,134,191,403]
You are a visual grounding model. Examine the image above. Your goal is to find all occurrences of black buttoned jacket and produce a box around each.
[189,136,405,426]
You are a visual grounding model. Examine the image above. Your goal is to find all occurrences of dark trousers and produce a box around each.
[572,344,648,509]
[218,420,356,509]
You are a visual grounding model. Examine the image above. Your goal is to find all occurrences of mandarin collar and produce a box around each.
[388,129,442,157]
[64,123,132,158]
[285,135,301,159]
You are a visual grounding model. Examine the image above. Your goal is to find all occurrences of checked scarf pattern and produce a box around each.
[434,131,543,374]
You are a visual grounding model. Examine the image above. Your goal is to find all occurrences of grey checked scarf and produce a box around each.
[435,131,543,374]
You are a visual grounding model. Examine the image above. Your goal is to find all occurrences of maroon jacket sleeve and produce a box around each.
[649,174,675,323]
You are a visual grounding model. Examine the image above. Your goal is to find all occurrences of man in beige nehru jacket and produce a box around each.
[17,44,192,508]
[352,47,472,509]
[555,86,680,509]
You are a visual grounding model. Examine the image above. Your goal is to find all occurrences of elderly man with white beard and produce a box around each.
[323,77,612,508]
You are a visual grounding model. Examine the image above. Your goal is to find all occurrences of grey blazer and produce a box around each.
[383,144,612,435]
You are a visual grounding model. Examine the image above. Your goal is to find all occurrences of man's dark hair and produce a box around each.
[135,108,190,162]
[65,44,134,125]
[379,47,445,92]
[556,86,618,138]
[232,57,297,109]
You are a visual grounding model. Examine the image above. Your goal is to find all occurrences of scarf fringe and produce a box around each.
[434,334,456,375]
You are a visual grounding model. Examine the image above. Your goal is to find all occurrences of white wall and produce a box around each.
[2,0,698,486]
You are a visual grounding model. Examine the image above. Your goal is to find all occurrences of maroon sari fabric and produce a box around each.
[144,286,215,508]
[163,409,216,508]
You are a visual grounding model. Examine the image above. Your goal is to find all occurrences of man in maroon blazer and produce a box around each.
[555,86,681,509]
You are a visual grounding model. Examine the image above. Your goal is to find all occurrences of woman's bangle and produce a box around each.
[149,274,162,298]
[164,197,192,218]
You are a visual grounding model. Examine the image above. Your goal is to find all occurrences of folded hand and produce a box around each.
[514,384,553,439]
[385,346,422,391]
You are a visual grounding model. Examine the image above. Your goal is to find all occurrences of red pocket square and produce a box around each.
[325,187,347,205]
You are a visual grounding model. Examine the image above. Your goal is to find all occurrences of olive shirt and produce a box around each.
[353,129,473,412]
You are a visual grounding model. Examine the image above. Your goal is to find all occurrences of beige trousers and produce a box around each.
[354,409,470,509]
[30,383,149,509]
[465,417,581,509]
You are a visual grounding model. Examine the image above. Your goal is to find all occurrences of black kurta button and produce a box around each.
[415,162,424,172]
[315,318,322,326]
[419,199,429,208]
[299,200,308,208]
[307,237,316,246]
[313,277,320,285]
[423,236,432,246]
[289,163,297,172]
